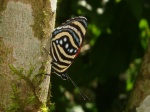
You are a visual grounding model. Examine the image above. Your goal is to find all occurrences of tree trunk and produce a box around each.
[0,0,56,111]
[125,41,150,112]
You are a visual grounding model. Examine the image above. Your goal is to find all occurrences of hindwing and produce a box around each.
[50,16,87,78]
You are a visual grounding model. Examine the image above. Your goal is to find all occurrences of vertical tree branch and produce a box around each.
[0,0,56,111]
[125,40,150,111]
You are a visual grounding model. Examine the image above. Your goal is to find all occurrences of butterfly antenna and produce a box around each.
[43,47,51,56]
[67,75,90,100]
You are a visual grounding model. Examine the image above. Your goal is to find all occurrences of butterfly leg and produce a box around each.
[43,47,51,56]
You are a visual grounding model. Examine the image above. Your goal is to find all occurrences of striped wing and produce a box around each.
[50,16,87,78]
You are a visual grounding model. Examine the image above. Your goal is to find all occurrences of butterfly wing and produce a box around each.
[50,16,87,79]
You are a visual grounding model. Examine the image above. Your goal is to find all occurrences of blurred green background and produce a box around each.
[49,0,150,112]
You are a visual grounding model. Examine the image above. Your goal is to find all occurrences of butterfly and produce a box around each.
[44,16,89,100]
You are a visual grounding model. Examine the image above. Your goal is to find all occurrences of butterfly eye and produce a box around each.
[61,73,68,80]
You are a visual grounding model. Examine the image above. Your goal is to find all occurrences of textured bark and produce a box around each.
[125,41,150,112]
[0,0,56,111]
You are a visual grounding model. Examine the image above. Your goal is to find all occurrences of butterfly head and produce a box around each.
[60,73,68,80]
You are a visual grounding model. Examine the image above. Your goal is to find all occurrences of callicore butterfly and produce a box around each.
[44,16,90,100]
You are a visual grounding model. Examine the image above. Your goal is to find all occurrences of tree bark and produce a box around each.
[0,0,56,111]
[125,40,150,112]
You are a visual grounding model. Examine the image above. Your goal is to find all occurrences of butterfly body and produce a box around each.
[50,16,87,80]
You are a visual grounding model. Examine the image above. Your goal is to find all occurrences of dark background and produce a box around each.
[49,0,150,112]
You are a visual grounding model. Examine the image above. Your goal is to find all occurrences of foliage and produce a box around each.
[8,64,45,111]
[50,0,150,112]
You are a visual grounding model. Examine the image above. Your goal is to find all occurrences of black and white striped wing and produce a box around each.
[50,16,87,77]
